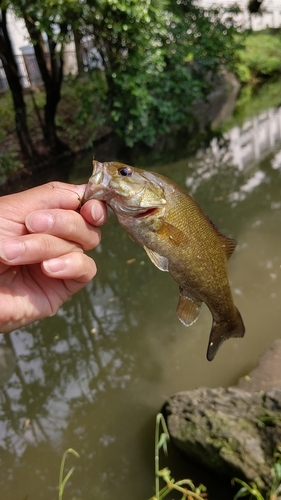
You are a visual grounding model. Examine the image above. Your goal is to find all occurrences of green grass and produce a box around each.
[149,413,207,500]
[57,417,281,500]
[232,447,281,500]
[58,448,80,500]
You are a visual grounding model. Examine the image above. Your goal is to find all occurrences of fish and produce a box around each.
[83,160,245,361]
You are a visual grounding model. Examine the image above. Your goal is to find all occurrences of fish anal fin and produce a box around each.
[143,245,169,272]
[177,291,202,327]
[208,218,237,260]
[207,306,245,361]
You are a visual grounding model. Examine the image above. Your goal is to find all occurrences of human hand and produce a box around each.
[0,181,107,332]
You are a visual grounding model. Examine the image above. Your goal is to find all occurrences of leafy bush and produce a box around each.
[91,0,241,147]
[0,93,16,141]
[235,32,281,82]
[0,149,23,184]
[57,72,108,149]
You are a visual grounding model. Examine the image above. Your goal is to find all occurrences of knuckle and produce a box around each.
[84,227,101,251]
[40,234,54,254]
[71,253,97,282]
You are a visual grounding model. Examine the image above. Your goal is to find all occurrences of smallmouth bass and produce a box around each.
[83,160,245,360]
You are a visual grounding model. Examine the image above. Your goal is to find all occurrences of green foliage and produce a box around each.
[52,418,281,500]
[91,0,241,146]
[0,0,244,158]
[58,448,80,500]
[233,446,281,500]
[150,413,207,500]
[56,416,207,500]
[0,94,23,181]
[0,150,23,184]
[220,78,281,132]
[235,32,281,82]
[58,72,108,149]
[0,93,16,141]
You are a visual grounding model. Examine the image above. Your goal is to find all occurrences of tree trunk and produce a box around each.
[22,13,68,153]
[0,7,34,159]
[44,33,66,152]
[73,29,84,75]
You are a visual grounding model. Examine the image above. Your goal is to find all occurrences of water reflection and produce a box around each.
[1,99,281,499]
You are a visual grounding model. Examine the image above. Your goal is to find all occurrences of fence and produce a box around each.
[227,107,281,171]
[0,53,43,94]
[0,47,100,94]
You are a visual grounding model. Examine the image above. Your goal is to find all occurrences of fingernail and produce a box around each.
[0,239,24,261]
[91,202,105,224]
[43,258,65,273]
[26,212,55,232]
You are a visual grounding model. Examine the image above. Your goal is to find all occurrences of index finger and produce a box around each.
[1,182,87,221]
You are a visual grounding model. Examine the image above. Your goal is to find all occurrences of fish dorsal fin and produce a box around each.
[220,236,237,260]
[208,218,237,260]
[143,245,169,272]
[177,289,202,327]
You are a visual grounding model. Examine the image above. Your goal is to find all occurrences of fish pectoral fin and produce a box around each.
[158,220,186,246]
[143,245,169,272]
[177,291,202,326]
[207,306,245,361]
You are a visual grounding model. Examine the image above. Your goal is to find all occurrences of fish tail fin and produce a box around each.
[207,307,245,361]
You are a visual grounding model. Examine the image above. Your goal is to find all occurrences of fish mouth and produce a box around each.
[82,161,110,203]
[134,207,160,218]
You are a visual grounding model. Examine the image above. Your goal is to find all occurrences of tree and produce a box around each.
[20,5,68,153]
[11,0,86,153]
[0,3,34,159]
[87,0,241,146]
[1,0,242,160]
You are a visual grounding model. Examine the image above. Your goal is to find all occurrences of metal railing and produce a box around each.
[0,53,43,94]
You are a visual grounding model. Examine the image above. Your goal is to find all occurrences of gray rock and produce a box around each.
[164,383,281,490]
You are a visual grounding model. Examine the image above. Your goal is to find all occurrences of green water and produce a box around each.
[1,89,281,500]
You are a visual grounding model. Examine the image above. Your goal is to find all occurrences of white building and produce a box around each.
[198,0,281,30]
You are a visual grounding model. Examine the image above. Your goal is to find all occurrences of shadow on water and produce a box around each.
[1,80,281,499]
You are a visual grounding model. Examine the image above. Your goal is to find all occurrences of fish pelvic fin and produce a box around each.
[177,289,202,326]
[143,245,169,272]
[207,306,245,361]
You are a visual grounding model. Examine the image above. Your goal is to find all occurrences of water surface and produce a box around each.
[1,92,281,500]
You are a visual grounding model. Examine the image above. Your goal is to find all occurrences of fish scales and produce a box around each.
[82,160,245,360]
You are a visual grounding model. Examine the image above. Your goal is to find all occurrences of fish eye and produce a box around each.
[118,166,132,177]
